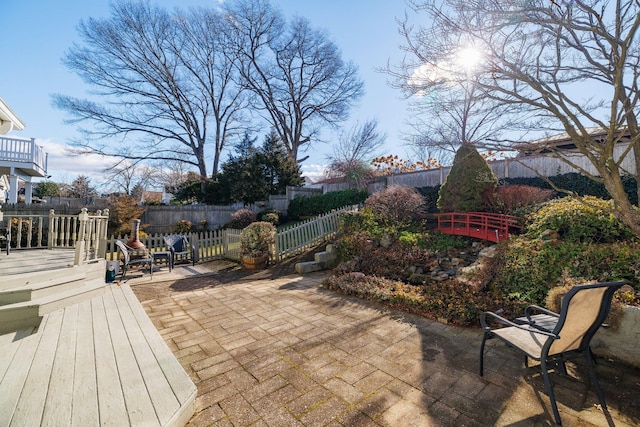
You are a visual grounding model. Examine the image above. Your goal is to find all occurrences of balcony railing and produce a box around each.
[0,136,47,175]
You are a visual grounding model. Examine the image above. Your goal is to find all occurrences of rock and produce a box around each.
[450,257,464,266]
[478,245,498,258]
[380,235,392,248]
[349,272,365,279]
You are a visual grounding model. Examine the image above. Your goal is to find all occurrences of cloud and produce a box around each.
[37,138,108,183]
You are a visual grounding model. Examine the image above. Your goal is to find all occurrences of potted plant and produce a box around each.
[240,221,276,269]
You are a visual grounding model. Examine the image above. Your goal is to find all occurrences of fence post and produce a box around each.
[223,229,229,257]
[98,208,109,258]
[48,209,56,248]
[74,208,89,265]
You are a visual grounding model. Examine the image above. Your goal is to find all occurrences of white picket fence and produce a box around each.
[274,207,352,260]
[105,205,357,263]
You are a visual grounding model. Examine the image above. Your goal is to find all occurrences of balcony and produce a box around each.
[0,136,47,178]
[0,136,48,204]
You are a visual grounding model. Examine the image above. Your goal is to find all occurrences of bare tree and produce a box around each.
[54,0,247,179]
[324,119,386,188]
[103,159,160,195]
[400,0,640,235]
[388,11,525,159]
[223,0,364,162]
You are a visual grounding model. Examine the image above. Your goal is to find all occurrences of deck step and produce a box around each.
[0,278,106,334]
[0,271,89,306]
[0,259,105,291]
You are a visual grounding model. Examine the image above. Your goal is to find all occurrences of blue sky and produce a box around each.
[0,0,411,186]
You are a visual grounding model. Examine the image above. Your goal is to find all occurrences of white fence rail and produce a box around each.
[1,208,110,265]
[104,205,357,264]
[275,207,352,260]
[4,204,355,267]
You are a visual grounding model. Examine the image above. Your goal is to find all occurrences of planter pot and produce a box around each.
[242,255,268,270]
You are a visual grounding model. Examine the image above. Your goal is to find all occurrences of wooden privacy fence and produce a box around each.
[0,208,110,264]
[105,205,357,263]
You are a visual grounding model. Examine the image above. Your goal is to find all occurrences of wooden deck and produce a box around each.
[0,250,196,426]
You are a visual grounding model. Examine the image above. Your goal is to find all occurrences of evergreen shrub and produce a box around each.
[287,189,368,220]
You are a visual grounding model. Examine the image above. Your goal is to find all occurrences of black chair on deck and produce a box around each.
[479,281,626,425]
[163,234,197,268]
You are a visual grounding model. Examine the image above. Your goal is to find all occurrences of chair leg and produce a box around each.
[541,358,562,425]
[584,352,607,410]
[479,333,488,376]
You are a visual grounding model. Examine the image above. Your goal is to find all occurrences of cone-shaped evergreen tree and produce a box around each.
[437,144,497,212]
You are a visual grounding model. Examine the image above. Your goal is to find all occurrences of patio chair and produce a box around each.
[115,239,153,280]
[163,234,197,267]
[479,281,626,425]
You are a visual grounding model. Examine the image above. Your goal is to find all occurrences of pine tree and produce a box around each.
[437,144,497,212]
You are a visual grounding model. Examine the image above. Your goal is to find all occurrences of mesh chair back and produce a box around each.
[549,282,623,355]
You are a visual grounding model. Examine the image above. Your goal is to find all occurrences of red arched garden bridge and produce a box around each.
[434,212,522,243]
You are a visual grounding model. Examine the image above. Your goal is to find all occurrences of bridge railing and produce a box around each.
[434,212,522,242]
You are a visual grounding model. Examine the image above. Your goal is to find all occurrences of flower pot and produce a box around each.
[242,254,268,270]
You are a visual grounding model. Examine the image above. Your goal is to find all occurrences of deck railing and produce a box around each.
[0,136,47,175]
[1,208,110,264]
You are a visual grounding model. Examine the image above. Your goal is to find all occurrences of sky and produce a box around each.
[0,0,412,188]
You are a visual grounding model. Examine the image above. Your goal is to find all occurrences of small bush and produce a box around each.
[173,219,193,233]
[258,209,280,225]
[526,196,635,243]
[364,185,426,225]
[487,185,554,215]
[226,208,256,229]
[240,221,276,257]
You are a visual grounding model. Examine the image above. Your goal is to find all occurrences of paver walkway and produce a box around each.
[135,272,640,427]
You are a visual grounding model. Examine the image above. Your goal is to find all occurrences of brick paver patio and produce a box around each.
[135,272,640,426]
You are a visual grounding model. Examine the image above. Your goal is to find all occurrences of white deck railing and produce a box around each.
[2,208,110,265]
[0,136,47,174]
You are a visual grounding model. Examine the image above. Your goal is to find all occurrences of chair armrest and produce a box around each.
[480,311,558,338]
[524,305,559,319]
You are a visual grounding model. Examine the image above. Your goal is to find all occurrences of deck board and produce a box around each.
[0,282,195,426]
[102,289,160,426]
[112,286,181,425]
[121,285,197,407]
[71,300,99,427]
[0,319,46,425]
[42,303,79,426]
[92,295,130,426]
[10,309,64,426]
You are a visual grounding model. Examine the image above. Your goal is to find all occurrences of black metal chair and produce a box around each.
[115,239,153,280]
[479,281,626,425]
[163,234,197,267]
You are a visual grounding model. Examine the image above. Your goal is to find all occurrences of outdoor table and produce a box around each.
[153,251,173,271]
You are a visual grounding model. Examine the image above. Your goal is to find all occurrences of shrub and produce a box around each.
[437,144,497,212]
[526,196,635,243]
[240,221,276,258]
[226,208,256,229]
[484,237,640,305]
[334,231,431,282]
[287,189,368,220]
[364,185,426,225]
[258,209,280,225]
[323,274,525,326]
[173,219,193,233]
[487,185,554,215]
